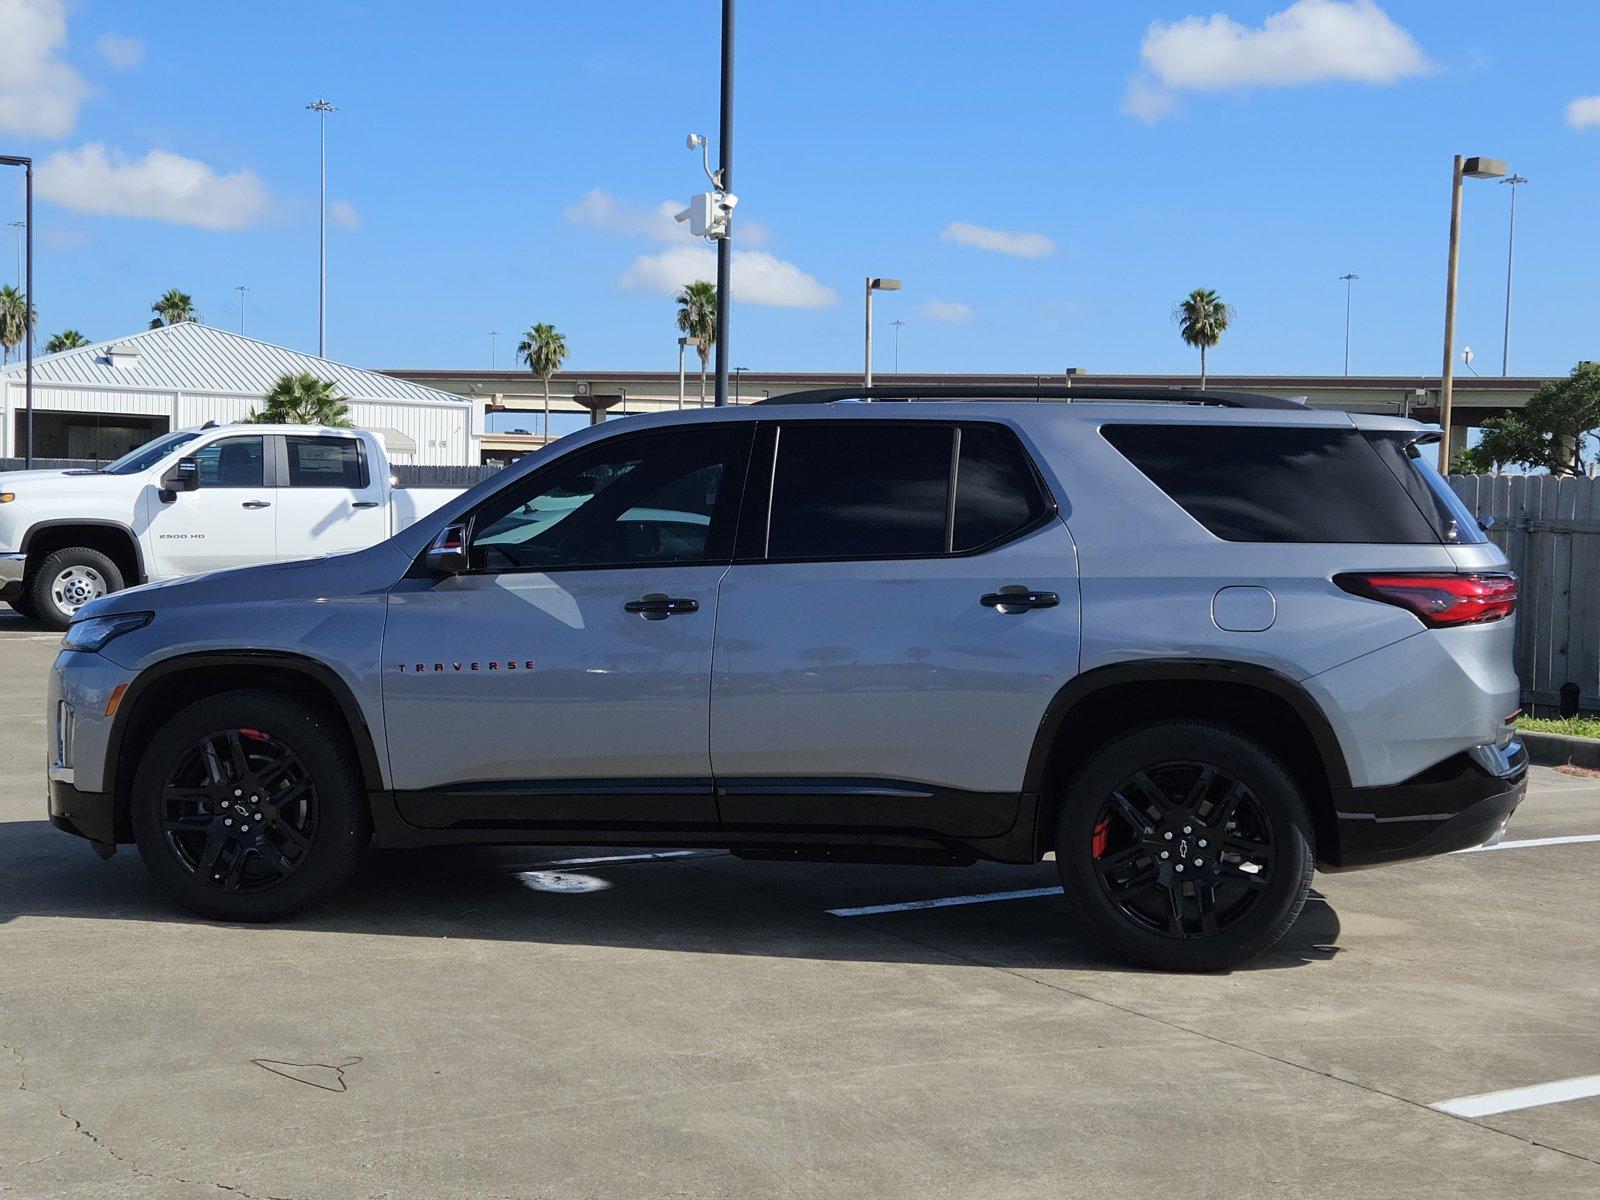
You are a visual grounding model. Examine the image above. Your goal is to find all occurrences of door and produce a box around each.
[271,434,389,558]
[382,422,752,829]
[709,420,1080,837]
[142,434,276,577]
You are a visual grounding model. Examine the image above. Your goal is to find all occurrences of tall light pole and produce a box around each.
[1500,174,1527,377]
[234,284,249,334]
[864,277,901,388]
[1438,154,1507,473]
[1338,274,1358,375]
[488,330,499,370]
[890,318,905,374]
[306,98,336,358]
[5,220,21,284]
[0,156,33,466]
[733,365,748,403]
[712,0,734,407]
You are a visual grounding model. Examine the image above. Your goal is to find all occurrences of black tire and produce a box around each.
[131,689,367,922]
[1055,722,1314,972]
[7,592,37,619]
[29,547,124,631]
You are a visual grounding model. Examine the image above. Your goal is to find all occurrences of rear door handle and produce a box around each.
[352,500,380,509]
[981,587,1059,613]
[241,500,272,509]
[624,593,700,620]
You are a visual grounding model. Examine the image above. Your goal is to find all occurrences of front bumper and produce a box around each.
[0,552,23,601]
[1325,738,1528,869]
[49,777,118,845]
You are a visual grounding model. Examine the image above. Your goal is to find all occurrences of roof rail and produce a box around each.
[752,384,1306,411]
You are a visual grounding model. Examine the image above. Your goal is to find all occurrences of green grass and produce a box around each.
[1517,715,1600,740]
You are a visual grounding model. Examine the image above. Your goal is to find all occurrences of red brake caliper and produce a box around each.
[1091,817,1111,858]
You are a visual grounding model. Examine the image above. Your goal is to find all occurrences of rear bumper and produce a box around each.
[0,552,23,600]
[49,778,118,846]
[1324,739,1527,870]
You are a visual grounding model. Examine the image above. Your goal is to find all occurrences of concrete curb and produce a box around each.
[1519,729,1600,770]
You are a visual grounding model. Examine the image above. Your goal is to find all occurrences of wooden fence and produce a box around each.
[1447,474,1600,715]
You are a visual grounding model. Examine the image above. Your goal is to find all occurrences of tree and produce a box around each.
[45,329,90,354]
[0,286,36,365]
[149,288,199,328]
[1457,361,1600,477]
[516,323,569,439]
[675,279,717,404]
[1172,288,1235,389]
[249,372,353,426]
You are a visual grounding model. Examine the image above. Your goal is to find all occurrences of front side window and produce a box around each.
[101,430,199,475]
[286,436,368,488]
[468,427,744,571]
[194,436,265,488]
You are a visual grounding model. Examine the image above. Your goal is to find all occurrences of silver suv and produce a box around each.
[45,386,1526,970]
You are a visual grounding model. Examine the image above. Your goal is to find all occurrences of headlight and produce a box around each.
[63,611,153,653]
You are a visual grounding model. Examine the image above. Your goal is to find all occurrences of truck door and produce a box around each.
[270,434,389,559]
[143,433,277,578]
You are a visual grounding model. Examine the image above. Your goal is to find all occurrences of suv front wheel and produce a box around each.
[131,690,368,921]
[1055,722,1314,972]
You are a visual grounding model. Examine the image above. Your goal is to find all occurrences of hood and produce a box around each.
[80,540,416,619]
[0,468,140,497]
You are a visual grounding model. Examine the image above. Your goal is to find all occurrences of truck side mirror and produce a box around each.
[424,522,471,575]
[158,456,199,503]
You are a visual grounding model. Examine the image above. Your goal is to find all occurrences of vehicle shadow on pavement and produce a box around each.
[0,821,1341,975]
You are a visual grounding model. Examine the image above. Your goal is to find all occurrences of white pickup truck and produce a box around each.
[0,424,462,629]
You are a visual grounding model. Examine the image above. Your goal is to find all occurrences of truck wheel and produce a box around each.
[1054,722,1314,972]
[131,689,368,922]
[7,592,37,619]
[29,547,124,631]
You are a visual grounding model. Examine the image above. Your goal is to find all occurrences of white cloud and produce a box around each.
[940,221,1055,259]
[95,32,145,69]
[1567,95,1600,131]
[565,188,770,247]
[1127,0,1431,122]
[38,144,273,231]
[0,0,89,138]
[921,299,976,324]
[329,199,361,230]
[619,244,835,309]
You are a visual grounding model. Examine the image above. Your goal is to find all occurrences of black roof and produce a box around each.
[752,384,1306,410]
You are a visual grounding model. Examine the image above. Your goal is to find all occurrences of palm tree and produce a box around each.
[516,323,569,439]
[675,280,717,404]
[0,286,36,366]
[248,372,353,426]
[45,329,90,354]
[149,288,199,329]
[1172,288,1235,389]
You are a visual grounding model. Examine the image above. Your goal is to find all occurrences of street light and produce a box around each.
[0,155,33,466]
[677,336,707,408]
[890,319,905,374]
[234,284,249,334]
[5,220,21,284]
[864,277,902,389]
[488,330,499,370]
[1338,274,1358,375]
[1438,154,1507,472]
[1500,174,1528,376]
[306,98,336,357]
[733,365,749,403]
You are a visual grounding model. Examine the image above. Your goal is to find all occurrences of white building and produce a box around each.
[1,323,483,465]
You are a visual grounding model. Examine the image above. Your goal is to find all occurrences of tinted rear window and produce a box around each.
[1102,424,1464,544]
[768,425,951,559]
[953,425,1050,551]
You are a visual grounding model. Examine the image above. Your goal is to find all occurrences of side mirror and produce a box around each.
[424,522,471,575]
[158,456,199,503]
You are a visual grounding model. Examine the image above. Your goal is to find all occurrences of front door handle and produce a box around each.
[241,500,272,509]
[981,586,1059,613]
[352,500,380,509]
[624,593,700,620]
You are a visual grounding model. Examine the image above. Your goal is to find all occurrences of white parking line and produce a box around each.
[827,886,1063,918]
[1432,1074,1600,1118]
[1455,834,1600,854]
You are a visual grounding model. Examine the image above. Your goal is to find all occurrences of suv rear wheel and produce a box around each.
[1055,722,1314,972]
[131,690,367,921]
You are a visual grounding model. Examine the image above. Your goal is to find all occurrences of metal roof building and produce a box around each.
[2,324,482,464]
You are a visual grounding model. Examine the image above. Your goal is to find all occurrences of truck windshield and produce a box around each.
[99,431,202,475]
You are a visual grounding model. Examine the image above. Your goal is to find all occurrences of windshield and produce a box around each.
[99,431,203,476]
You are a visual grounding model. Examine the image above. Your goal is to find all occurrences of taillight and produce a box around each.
[1334,572,1517,628]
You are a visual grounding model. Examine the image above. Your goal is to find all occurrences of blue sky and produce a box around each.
[2,0,1598,378]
